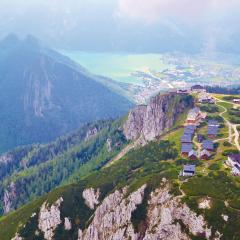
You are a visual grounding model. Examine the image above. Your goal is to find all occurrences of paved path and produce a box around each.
[193,135,201,156]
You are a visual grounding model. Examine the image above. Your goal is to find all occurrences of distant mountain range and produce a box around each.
[0,34,133,152]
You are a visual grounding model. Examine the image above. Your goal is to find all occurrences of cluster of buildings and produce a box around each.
[180,107,219,177]
[198,92,215,104]
[179,84,240,178]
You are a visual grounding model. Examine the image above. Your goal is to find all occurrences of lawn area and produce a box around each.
[163,128,184,152]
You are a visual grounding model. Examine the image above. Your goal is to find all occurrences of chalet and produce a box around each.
[181,143,193,156]
[203,140,214,152]
[191,85,206,93]
[233,99,240,104]
[188,150,198,160]
[200,149,211,160]
[226,154,240,175]
[181,165,196,177]
[197,134,204,143]
[208,126,219,138]
[208,120,219,127]
[186,107,203,125]
[181,134,193,143]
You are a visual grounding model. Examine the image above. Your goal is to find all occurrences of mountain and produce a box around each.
[1,91,240,239]
[0,34,133,153]
[0,92,200,239]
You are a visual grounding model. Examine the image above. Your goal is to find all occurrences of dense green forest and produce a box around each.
[0,119,128,215]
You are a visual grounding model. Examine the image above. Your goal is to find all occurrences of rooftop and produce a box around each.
[208,126,219,135]
[187,107,201,120]
[208,120,219,126]
[229,154,240,163]
[181,134,193,143]
[181,143,193,153]
[200,149,210,157]
[183,164,196,172]
[188,150,198,157]
[191,85,205,90]
[203,140,214,150]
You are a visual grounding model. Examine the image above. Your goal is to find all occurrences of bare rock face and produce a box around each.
[143,184,212,240]
[64,217,72,230]
[0,153,13,164]
[78,183,214,240]
[106,138,113,152]
[11,234,23,240]
[123,93,193,143]
[3,182,17,214]
[78,185,146,240]
[85,127,99,141]
[38,197,63,240]
[11,182,220,240]
[82,188,100,210]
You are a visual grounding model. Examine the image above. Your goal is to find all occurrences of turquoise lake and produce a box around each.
[60,51,172,84]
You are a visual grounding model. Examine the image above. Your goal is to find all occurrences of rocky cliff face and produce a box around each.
[3,182,17,214]
[12,180,221,240]
[123,93,194,143]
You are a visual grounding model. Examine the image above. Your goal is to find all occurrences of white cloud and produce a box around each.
[116,0,240,24]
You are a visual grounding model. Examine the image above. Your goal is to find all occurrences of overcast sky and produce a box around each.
[0,0,239,53]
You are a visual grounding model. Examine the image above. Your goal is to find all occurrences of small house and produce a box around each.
[182,165,196,177]
[208,126,219,139]
[200,149,211,160]
[181,143,193,156]
[188,150,198,160]
[208,120,219,127]
[203,140,214,151]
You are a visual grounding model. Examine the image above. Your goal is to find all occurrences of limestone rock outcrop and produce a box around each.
[12,182,220,240]
[143,185,212,240]
[3,182,17,214]
[78,185,146,240]
[123,93,193,143]
[82,188,100,210]
[38,197,63,240]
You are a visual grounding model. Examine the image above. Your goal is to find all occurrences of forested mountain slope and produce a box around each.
[0,119,127,216]
[0,34,133,152]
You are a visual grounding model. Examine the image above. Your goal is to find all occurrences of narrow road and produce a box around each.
[233,125,240,151]
[213,96,240,151]
[193,135,201,156]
